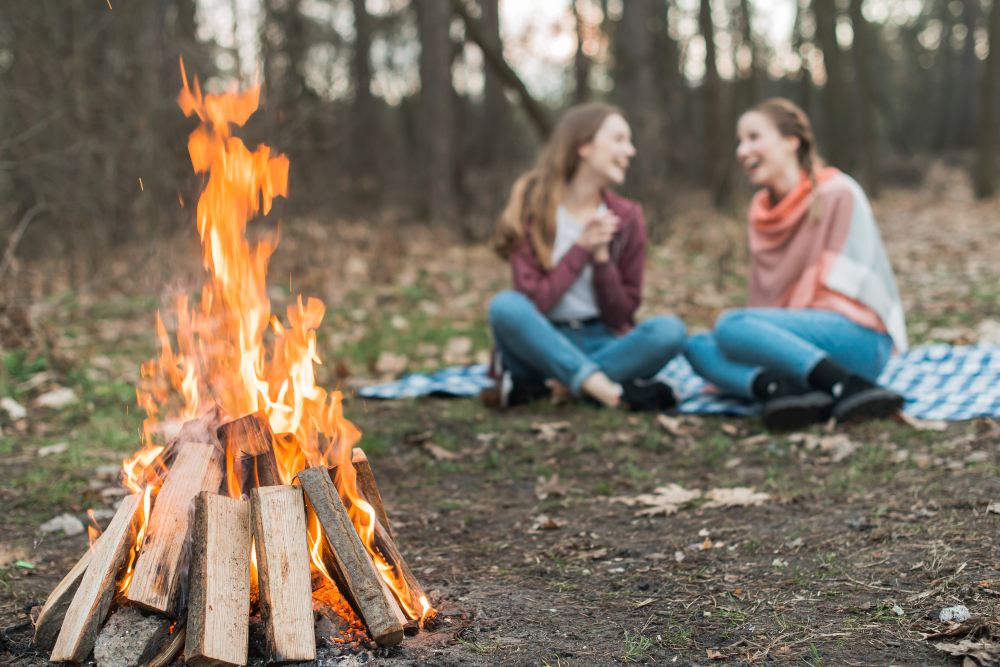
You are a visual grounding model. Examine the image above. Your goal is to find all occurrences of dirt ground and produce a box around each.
[3,163,1000,666]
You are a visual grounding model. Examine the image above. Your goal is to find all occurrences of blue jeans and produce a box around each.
[488,290,687,396]
[684,308,894,400]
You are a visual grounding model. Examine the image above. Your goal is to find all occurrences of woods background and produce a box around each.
[2,0,1000,282]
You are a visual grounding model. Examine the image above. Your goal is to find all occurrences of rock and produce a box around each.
[0,397,26,420]
[939,605,971,623]
[40,514,84,536]
[892,605,904,616]
[93,606,171,667]
[35,387,78,409]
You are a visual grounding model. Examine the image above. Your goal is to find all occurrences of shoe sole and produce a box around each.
[762,392,834,432]
[833,388,905,423]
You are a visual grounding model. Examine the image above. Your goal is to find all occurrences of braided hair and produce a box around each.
[747,98,824,222]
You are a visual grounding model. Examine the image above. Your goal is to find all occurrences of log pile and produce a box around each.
[34,411,432,666]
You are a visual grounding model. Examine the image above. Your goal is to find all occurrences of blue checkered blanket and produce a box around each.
[357,344,1000,421]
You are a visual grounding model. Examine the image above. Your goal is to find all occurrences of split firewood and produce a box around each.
[186,492,251,667]
[250,485,315,665]
[298,466,405,647]
[33,544,95,650]
[145,407,223,488]
[219,411,280,488]
[128,442,225,617]
[138,618,186,667]
[351,448,392,540]
[349,449,425,617]
[50,492,145,664]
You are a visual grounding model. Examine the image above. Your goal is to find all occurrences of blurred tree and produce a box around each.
[415,0,456,221]
[351,0,378,193]
[976,0,1000,197]
[812,0,851,169]
[849,0,879,195]
[480,0,511,163]
[616,0,660,197]
[699,0,728,204]
[571,0,591,104]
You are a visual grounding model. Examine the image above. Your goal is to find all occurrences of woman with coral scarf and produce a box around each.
[685,98,906,430]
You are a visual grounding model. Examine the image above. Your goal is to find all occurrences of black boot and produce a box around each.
[755,372,834,431]
[808,359,904,423]
[621,379,677,412]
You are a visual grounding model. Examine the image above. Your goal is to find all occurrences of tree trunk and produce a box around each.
[480,0,509,163]
[812,0,851,169]
[699,0,728,204]
[351,0,378,189]
[738,0,758,107]
[415,0,456,221]
[849,0,879,196]
[617,0,659,196]
[976,0,1000,197]
[572,0,590,104]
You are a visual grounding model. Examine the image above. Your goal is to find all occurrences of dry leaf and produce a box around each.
[611,483,702,517]
[893,411,949,432]
[531,421,571,442]
[707,649,725,660]
[374,351,408,376]
[443,336,473,365]
[702,487,771,508]
[422,443,459,461]
[535,474,567,501]
[657,414,691,437]
[528,514,566,532]
[934,638,1000,665]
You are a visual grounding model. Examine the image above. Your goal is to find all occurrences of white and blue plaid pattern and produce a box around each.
[357,345,1000,421]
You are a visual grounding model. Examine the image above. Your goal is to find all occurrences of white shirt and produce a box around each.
[546,204,606,322]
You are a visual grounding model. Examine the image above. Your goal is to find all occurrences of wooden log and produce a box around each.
[138,619,186,667]
[50,492,145,663]
[250,485,315,665]
[349,449,426,618]
[127,442,225,617]
[297,466,405,647]
[186,492,251,667]
[33,545,95,650]
[219,411,279,488]
[350,448,392,540]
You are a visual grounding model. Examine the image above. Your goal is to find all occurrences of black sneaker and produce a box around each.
[621,379,677,412]
[498,370,549,408]
[761,391,835,431]
[831,386,904,423]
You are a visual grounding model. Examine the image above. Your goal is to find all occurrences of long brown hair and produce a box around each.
[747,97,824,220]
[492,103,623,268]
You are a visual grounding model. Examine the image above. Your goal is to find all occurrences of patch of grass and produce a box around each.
[621,630,654,663]
[659,622,693,648]
[456,637,502,654]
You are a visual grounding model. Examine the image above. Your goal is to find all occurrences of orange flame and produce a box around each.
[119,486,153,594]
[120,61,428,622]
[86,510,103,553]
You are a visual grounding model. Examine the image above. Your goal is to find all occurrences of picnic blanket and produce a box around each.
[357,344,1000,421]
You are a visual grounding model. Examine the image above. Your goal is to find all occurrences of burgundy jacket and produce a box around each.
[510,190,647,333]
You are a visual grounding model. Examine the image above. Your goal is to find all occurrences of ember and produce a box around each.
[34,63,432,665]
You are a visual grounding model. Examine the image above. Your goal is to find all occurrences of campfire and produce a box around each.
[31,64,432,666]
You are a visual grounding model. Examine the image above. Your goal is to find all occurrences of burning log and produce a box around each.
[297,466,405,647]
[33,546,94,650]
[250,485,316,664]
[128,442,225,618]
[186,491,252,667]
[351,449,392,540]
[50,492,146,663]
[219,411,280,488]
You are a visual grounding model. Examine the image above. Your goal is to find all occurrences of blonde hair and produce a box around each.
[747,97,824,220]
[492,103,623,268]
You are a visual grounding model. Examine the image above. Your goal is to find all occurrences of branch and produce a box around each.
[449,0,552,139]
[0,203,49,280]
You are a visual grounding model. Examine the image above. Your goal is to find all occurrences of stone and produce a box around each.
[939,605,971,623]
[40,514,85,536]
[1,397,26,420]
[93,606,171,667]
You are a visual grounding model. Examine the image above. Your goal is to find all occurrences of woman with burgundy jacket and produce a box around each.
[487,103,686,410]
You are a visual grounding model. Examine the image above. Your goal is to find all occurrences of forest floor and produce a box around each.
[3,162,1000,666]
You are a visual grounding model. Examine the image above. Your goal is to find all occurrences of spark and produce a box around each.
[139,178,143,191]
[107,0,112,8]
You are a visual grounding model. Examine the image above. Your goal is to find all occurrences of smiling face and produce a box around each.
[577,113,635,186]
[736,111,802,189]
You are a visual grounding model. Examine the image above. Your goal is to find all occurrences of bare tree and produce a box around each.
[480,0,511,163]
[699,0,728,203]
[976,0,1000,197]
[415,0,456,221]
[351,0,378,188]
[571,0,590,104]
[812,0,851,169]
[617,0,659,195]
[849,0,879,196]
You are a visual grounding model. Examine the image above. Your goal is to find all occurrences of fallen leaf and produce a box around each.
[656,414,691,437]
[422,443,459,461]
[934,638,1000,665]
[0,397,27,420]
[707,649,725,659]
[531,421,571,442]
[443,336,473,365]
[703,487,771,508]
[34,387,78,409]
[37,442,69,457]
[894,411,949,432]
[374,351,408,376]
[720,423,740,436]
[611,483,702,517]
[528,514,566,532]
[535,473,566,501]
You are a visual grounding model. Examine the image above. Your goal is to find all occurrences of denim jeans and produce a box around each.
[488,290,687,396]
[684,308,894,399]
